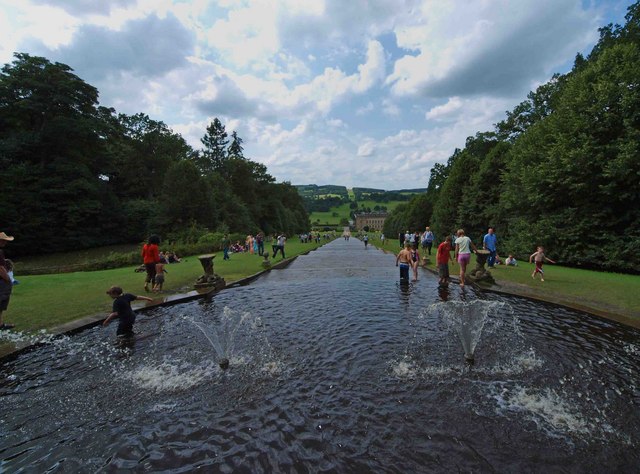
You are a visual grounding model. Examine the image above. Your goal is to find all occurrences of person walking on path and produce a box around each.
[454,229,477,288]
[398,231,405,248]
[421,227,435,255]
[436,235,454,285]
[529,246,556,282]
[363,234,369,248]
[483,227,498,268]
[0,232,15,330]
[141,235,160,292]
[381,233,385,246]
[103,286,153,338]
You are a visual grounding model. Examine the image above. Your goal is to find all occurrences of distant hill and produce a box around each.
[295,184,349,200]
[296,184,426,199]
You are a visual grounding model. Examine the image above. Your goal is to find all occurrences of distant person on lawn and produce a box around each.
[103,286,153,338]
[0,232,15,330]
[529,246,556,282]
[141,235,161,292]
[152,262,166,293]
[483,227,498,268]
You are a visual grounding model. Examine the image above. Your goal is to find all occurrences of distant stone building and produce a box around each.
[354,212,387,231]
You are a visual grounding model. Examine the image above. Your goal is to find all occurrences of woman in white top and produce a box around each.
[454,229,477,287]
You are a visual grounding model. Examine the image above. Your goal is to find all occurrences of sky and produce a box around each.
[0,0,634,190]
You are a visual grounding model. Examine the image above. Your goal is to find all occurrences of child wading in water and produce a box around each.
[103,286,153,337]
[529,246,556,282]
[436,236,454,285]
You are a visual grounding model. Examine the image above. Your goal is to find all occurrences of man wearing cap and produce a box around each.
[0,232,15,330]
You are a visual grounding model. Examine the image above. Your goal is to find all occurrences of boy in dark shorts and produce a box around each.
[529,246,556,282]
[436,235,454,285]
[103,286,153,337]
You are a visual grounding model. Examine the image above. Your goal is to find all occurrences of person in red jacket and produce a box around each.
[141,235,160,292]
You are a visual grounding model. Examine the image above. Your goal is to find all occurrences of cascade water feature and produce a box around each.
[1,238,639,472]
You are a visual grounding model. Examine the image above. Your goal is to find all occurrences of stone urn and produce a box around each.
[195,254,226,290]
[468,249,495,285]
[261,253,271,269]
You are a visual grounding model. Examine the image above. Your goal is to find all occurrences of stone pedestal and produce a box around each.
[261,253,271,269]
[467,249,495,285]
[195,254,226,290]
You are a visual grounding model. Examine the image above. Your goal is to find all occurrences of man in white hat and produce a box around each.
[0,232,15,330]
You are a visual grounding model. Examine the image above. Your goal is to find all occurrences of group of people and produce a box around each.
[398,227,435,255]
[397,226,555,287]
[222,232,288,260]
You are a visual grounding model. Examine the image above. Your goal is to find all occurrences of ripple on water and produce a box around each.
[1,239,640,471]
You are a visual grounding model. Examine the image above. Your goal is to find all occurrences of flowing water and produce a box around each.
[1,239,639,472]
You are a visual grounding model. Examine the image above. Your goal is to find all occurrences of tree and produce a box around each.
[0,53,119,254]
[228,130,244,158]
[198,118,228,175]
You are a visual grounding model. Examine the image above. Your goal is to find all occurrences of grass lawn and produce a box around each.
[5,239,329,332]
[370,238,640,320]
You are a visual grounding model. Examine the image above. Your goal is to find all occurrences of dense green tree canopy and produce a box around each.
[0,53,309,256]
[383,2,640,272]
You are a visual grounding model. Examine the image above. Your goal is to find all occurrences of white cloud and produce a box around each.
[425,97,463,121]
[387,0,599,98]
[1,0,628,189]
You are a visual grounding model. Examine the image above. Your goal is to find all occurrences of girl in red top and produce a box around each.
[141,235,160,292]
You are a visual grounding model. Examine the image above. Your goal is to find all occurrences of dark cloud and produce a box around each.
[195,75,277,121]
[23,13,194,81]
[417,2,595,98]
[30,0,137,16]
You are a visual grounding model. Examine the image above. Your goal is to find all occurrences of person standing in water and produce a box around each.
[396,242,413,283]
[103,286,153,338]
[454,229,477,288]
[436,235,454,285]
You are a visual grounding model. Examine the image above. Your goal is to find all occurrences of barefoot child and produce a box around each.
[152,262,166,292]
[103,286,153,337]
[436,236,454,285]
[529,246,556,282]
[396,242,413,283]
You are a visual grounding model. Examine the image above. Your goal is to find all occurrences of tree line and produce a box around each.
[384,2,640,273]
[0,54,309,257]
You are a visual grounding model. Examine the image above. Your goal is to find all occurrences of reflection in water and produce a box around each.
[1,238,639,472]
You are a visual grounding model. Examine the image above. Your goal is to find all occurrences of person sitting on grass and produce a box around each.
[505,254,518,266]
[103,286,153,338]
